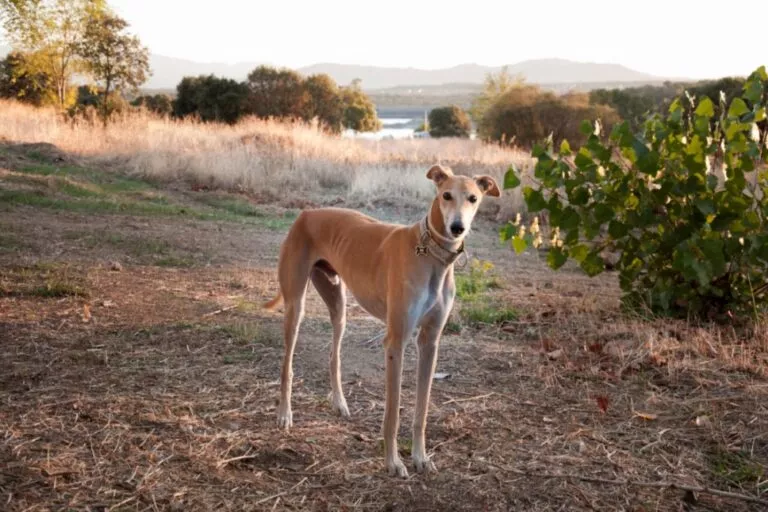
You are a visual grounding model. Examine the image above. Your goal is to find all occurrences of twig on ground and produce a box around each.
[360,331,385,348]
[108,496,137,511]
[252,477,308,506]
[202,305,237,317]
[442,392,495,405]
[216,453,258,469]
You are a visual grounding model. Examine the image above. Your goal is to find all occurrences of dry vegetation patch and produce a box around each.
[0,100,534,218]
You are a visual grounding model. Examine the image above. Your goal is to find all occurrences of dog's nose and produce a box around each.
[450,222,465,236]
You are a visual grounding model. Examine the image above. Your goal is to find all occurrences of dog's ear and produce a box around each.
[474,175,501,197]
[427,165,453,186]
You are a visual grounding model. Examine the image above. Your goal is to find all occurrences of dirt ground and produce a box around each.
[1,144,767,511]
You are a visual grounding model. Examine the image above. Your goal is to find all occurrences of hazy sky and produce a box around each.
[4,0,767,79]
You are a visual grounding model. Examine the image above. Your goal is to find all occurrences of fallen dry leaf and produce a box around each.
[587,342,603,354]
[595,395,610,413]
[82,304,91,323]
[633,411,658,421]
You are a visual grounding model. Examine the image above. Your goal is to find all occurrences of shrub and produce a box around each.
[340,79,382,133]
[589,83,683,131]
[67,84,128,121]
[173,75,248,124]
[0,51,54,106]
[304,73,344,133]
[428,105,471,138]
[480,85,619,149]
[502,66,768,323]
[132,93,173,116]
[246,65,309,121]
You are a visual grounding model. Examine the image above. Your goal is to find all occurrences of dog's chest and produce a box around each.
[407,272,443,321]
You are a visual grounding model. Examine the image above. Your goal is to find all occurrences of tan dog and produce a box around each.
[263,164,500,477]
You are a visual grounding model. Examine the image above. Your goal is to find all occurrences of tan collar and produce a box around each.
[415,216,465,266]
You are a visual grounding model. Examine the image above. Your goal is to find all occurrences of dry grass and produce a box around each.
[0,100,533,216]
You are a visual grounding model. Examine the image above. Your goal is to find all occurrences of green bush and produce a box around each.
[428,105,471,138]
[0,51,54,106]
[246,65,308,121]
[340,79,381,133]
[502,66,768,323]
[173,74,248,124]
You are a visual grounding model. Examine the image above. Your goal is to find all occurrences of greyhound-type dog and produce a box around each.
[263,164,500,477]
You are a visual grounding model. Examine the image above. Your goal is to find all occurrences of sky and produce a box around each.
[3,0,767,79]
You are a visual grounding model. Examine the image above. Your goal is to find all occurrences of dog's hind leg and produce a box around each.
[310,266,350,418]
[276,242,312,430]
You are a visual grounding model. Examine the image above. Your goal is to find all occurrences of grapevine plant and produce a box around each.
[502,66,768,323]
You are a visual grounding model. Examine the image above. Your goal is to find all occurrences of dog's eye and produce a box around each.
[468,195,478,204]
[442,192,452,201]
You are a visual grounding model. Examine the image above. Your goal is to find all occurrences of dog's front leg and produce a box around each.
[412,308,449,473]
[413,272,454,473]
[382,334,408,478]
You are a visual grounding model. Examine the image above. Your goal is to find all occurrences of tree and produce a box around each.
[173,74,249,124]
[589,83,683,131]
[480,85,619,148]
[131,93,173,116]
[0,0,107,107]
[77,11,150,125]
[304,73,344,133]
[428,105,471,138]
[502,66,768,323]
[246,65,308,120]
[470,66,525,128]
[340,80,381,132]
[0,50,54,105]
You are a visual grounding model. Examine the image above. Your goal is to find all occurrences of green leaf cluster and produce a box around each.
[501,66,768,322]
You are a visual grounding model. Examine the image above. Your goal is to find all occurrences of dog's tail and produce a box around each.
[263,291,283,311]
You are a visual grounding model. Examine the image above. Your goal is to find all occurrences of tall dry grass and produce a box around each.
[0,100,534,215]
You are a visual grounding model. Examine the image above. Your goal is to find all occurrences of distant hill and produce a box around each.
[146,54,267,92]
[0,45,672,90]
[301,59,666,90]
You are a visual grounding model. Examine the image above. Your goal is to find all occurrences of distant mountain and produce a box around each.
[146,54,267,91]
[301,59,664,90]
[0,45,670,90]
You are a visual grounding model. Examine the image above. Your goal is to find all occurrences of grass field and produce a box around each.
[1,106,768,511]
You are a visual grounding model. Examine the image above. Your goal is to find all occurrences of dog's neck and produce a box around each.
[428,199,463,251]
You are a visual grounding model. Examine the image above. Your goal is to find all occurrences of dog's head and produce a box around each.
[426,164,500,242]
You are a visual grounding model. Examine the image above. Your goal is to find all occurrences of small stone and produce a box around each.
[546,349,564,360]
[695,415,711,427]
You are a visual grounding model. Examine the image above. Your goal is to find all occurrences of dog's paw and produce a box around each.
[413,454,437,474]
[276,406,293,429]
[387,457,409,478]
[331,393,351,418]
